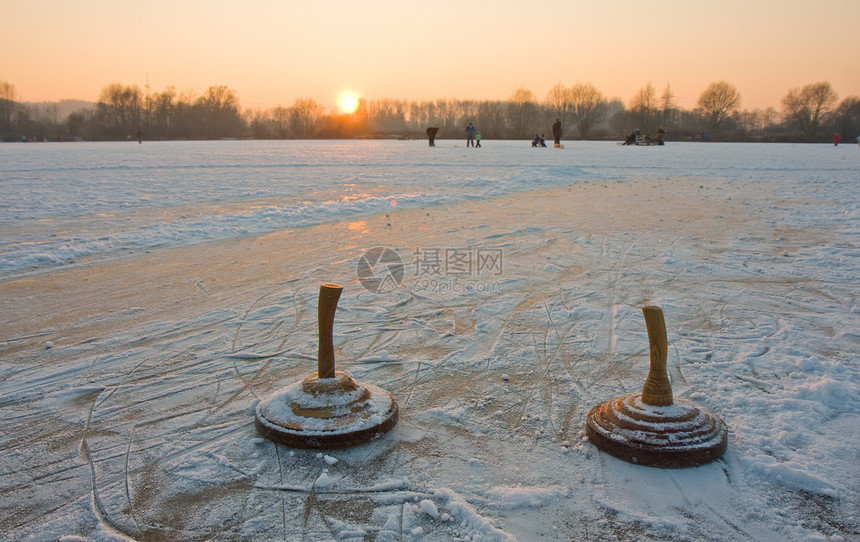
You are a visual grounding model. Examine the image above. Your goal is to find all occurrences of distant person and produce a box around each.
[624,129,640,145]
[475,131,482,148]
[540,134,547,147]
[833,132,840,146]
[532,133,541,147]
[137,128,143,144]
[426,126,439,147]
[552,118,562,147]
[466,122,476,147]
[655,127,666,145]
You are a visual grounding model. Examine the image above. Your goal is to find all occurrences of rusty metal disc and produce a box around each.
[585,392,727,468]
[255,371,399,449]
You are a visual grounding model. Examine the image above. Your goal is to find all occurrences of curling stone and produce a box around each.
[585,306,727,468]
[255,283,398,449]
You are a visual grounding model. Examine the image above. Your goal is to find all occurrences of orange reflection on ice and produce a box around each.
[338,192,370,202]
[347,220,368,232]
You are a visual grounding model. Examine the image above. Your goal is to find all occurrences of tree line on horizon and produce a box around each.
[1,79,858,143]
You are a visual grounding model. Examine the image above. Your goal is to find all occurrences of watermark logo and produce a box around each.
[358,246,504,294]
[412,247,503,277]
[357,247,405,293]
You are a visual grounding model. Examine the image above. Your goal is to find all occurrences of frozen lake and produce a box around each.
[1,140,859,541]
[2,139,856,279]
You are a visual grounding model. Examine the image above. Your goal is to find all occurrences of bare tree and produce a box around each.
[458,100,479,130]
[0,80,18,131]
[508,86,537,138]
[830,96,860,141]
[424,100,439,126]
[245,108,273,139]
[569,82,607,139]
[408,101,429,128]
[270,106,290,137]
[37,103,60,127]
[368,98,409,133]
[147,86,178,138]
[65,108,94,139]
[195,85,244,138]
[174,88,197,138]
[781,81,838,139]
[434,98,450,128]
[476,100,506,139]
[658,84,679,129]
[629,82,658,135]
[289,97,325,137]
[697,81,741,136]
[545,82,571,135]
[736,107,779,134]
[97,83,143,137]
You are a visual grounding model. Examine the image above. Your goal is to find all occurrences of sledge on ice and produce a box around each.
[622,127,666,146]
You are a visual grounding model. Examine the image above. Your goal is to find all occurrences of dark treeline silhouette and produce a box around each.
[2,79,858,143]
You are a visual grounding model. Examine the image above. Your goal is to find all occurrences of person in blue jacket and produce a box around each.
[466,122,476,147]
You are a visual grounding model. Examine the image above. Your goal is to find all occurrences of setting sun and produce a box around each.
[339,94,359,114]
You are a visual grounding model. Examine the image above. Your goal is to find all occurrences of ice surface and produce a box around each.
[1,140,858,541]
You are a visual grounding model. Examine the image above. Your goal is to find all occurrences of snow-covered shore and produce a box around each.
[1,140,858,541]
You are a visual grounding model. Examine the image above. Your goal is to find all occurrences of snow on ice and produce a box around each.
[1,139,858,541]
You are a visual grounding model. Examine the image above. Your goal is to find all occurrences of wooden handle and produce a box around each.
[641,306,674,406]
[317,284,343,378]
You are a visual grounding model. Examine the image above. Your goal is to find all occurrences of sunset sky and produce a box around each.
[4,0,858,113]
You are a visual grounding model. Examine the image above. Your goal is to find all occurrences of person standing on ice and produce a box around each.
[426,127,438,147]
[833,132,840,146]
[466,122,476,147]
[475,131,482,148]
[552,118,562,147]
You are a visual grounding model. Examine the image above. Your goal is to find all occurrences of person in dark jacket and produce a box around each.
[426,127,439,147]
[466,122,476,147]
[624,129,640,145]
[552,119,562,147]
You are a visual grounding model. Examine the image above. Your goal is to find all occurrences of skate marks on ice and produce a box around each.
[1,178,858,540]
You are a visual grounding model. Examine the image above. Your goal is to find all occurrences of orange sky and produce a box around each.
[3,0,858,113]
